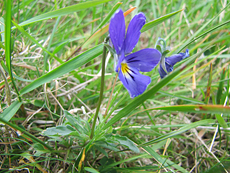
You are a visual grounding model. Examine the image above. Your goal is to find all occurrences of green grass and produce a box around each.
[0,0,230,172]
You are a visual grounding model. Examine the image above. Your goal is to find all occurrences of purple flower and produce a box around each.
[158,49,189,79]
[109,9,161,98]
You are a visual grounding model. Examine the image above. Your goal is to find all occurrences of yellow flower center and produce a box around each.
[121,63,129,74]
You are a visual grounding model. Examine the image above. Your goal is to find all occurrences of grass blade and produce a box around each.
[0,100,22,122]
[140,119,215,146]
[5,0,12,74]
[143,146,189,173]
[19,44,103,95]
[96,2,122,31]
[17,0,112,27]
[216,68,226,104]
[145,105,230,115]
[141,9,183,33]
[5,0,21,101]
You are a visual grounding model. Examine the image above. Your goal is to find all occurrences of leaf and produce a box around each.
[94,146,108,157]
[96,2,122,31]
[16,0,112,27]
[216,68,226,104]
[64,110,88,134]
[42,125,76,136]
[101,154,146,172]
[84,167,100,173]
[5,0,12,74]
[215,114,228,129]
[95,141,119,152]
[114,135,139,153]
[143,146,188,173]
[0,100,22,122]
[139,119,215,146]
[146,105,230,115]
[159,91,204,104]
[19,44,103,95]
[141,9,183,33]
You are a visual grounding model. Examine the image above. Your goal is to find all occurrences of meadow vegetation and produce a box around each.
[0,0,230,172]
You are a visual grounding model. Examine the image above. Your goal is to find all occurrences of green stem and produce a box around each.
[90,43,107,139]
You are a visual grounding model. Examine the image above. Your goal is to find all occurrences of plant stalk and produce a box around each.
[90,43,107,139]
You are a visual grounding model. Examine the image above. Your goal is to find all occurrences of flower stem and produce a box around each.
[90,42,107,139]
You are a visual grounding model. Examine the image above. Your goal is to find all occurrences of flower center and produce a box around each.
[121,63,129,74]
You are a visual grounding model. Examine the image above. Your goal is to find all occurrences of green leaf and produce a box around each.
[4,0,20,101]
[17,0,112,27]
[159,91,204,104]
[139,119,215,146]
[96,2,122,31]
[94,145,108,157]
[19,44,103,95]
[215,114,228,129]
[114,135,139,153]
[147,105,230,115]
[0,100,22,122]
[143,146,189,173]
[5,0,12,74]
[84,167,100,173]
[42,125,76,136]
[64,110,88,134]
[216,68,226,104]
[141,9,183,33]
[101,154,147,172]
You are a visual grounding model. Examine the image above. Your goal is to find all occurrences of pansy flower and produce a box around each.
[109,9,161,98]
[158,49,189,78]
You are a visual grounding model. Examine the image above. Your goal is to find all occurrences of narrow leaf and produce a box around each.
[216,68,226,104]
[143,146,189,173]
[19,44,103,95]
[141,9,183,33]
[17,0,112,27]
[140,119,215,146]
[147,105,230,115]
[42,125,76,136]
[84,167,100,173]
[96,2,122,30]
[0,100,22,122]
[114,135,139,153]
